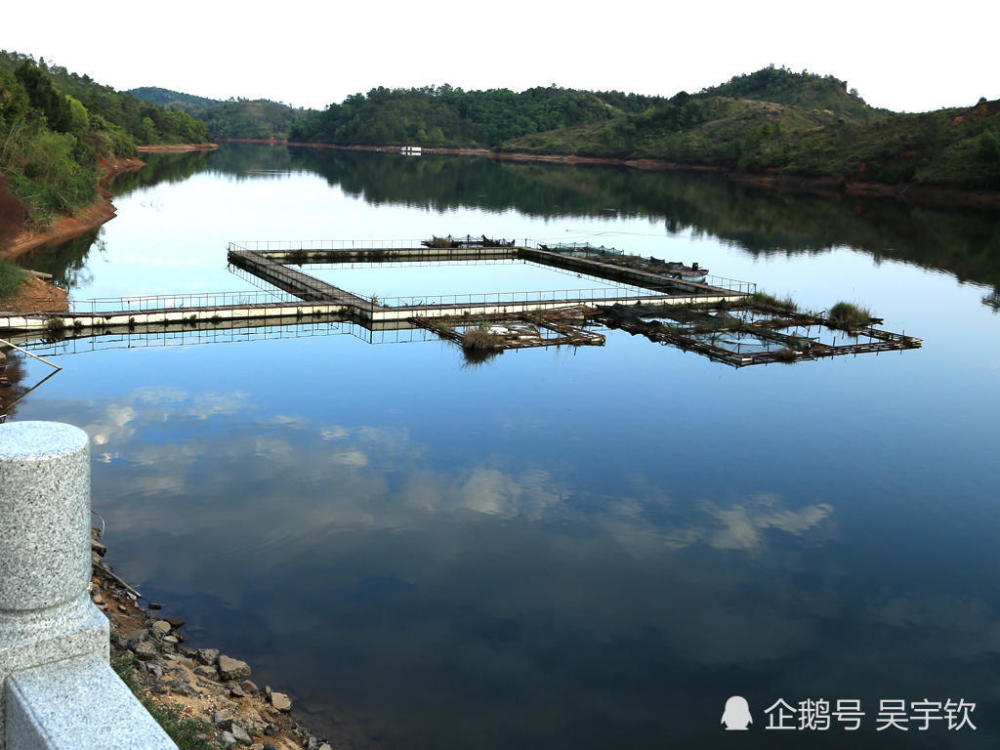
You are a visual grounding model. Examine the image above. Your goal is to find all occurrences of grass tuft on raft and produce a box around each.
[827,301,872,330]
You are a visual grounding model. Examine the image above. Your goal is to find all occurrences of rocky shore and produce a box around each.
[90,528,344,750]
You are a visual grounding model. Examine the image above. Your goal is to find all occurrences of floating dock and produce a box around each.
[0,241,754,334]
[0,239,922,368]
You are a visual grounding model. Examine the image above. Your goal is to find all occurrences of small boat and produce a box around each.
[665,261,708,281]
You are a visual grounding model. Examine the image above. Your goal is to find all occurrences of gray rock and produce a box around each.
[193,665,219,680]
[166,679,193,697]
[230,685,246,698]
[319,744,332,750]
[220,731,237,747]
[145,663,163,678]
[263,723,278,736]
[165,616,186,629]
[197,647,220,665]
[269,692,291,712]
[218,654,252,681]
[231,723,253,745]
[241,679,259,695]
[133,640,158,661]
[163,635,179,644]
[152,620,172,636]
[213,711,234,729]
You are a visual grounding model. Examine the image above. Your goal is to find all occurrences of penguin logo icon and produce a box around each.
[721,696,752,730]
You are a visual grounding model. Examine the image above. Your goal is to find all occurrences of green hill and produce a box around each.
[129,87,306,140]
[288,85,665,148]
[0,51,211,241]
[502,68,1000,191]
[128,86,220,113]
[697,66,885,119]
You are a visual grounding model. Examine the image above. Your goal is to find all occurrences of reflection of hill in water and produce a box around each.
[111,151,214,197]
[108,144,1000,299]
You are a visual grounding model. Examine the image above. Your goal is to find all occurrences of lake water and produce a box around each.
[7,145,1000,749]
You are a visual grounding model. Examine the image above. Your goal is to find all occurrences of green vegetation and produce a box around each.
[290,85,664,148]
[699,66,884,120]
[827,301,872,330]
[43,316,65,335]
[129,87,304,140]
[462,324,505,351]
[112,655,221,750]
[0,51,211,235]
[502,67,1000,191]
[748,290,798,314]
[132,67,1000,192]
[0,257,27,301]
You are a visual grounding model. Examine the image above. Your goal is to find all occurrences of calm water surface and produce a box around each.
[8,146,1000,749]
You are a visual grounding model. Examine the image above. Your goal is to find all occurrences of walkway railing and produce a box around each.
[70,289,298,315]
[703,275,757,294]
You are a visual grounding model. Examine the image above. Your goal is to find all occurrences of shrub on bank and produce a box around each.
[0,258,27,302]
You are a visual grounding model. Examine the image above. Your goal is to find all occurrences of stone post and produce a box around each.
[0,422,109,749]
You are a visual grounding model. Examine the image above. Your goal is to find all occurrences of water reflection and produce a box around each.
[205,145,1000,300]
[9,145,1000,749]
[14,319,999,749]
[20,144,1000,309]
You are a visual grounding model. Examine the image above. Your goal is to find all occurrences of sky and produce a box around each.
[2,1,998,113]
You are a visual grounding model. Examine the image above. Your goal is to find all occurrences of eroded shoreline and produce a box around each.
[0,156,145,262]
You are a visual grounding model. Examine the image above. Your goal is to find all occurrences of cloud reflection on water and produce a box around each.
[24,383,1000,747]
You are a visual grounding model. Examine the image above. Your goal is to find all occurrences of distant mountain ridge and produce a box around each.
[503,68,1000,191]
[128,87,307,140]
[128,86,221,113]
[122,69,1000,194]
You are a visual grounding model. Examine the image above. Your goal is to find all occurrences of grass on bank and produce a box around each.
[0,258,28,302]
[112,655,222,750]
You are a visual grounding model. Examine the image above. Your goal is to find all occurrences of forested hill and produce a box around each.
[0,53,211,146]
[129,87,306,140]
[0,51,211,238]
[695,67,884,119]
[128,86,220,112]
[288,86,665,148]
[504,68,1000,191]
